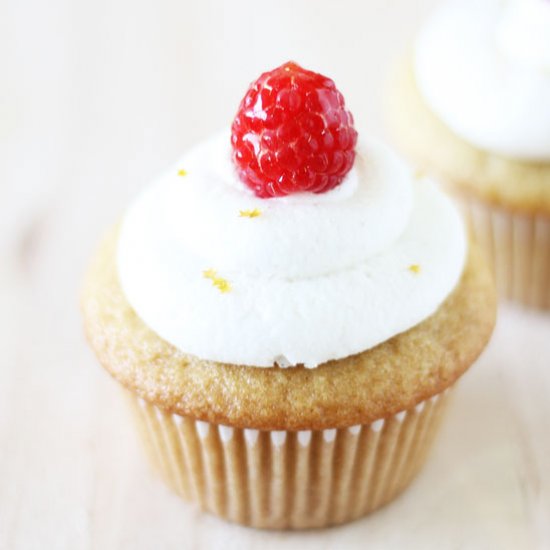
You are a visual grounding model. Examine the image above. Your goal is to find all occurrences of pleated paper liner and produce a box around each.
[459,196,550,309]
[125,387,452,529]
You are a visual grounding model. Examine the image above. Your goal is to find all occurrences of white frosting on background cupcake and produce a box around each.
[415,0,550,161]
[117,132,466,368]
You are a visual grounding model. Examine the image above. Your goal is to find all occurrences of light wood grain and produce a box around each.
[1,0,549,548]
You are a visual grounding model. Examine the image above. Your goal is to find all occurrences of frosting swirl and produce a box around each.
[117,133,466,368]
[415,0,550,161]
[157,133,413,279]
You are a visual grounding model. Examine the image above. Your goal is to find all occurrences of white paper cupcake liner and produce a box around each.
[125,387,453,529]
[460,197,550,309]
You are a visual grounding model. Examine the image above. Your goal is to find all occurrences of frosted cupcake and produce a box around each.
[82,62,496,529]
[388,0,550,309]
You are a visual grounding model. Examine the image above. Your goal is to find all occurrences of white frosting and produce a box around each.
[117,133,467,368]
[153,134,413,279]
[497,0,550,70]
[415,0,550,161]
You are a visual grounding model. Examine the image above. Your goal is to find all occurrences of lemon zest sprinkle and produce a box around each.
[408,264,421,274]
[177,169,188,177]
[413,169,426,180]
[203,269,232,293]
[239,208,262,218]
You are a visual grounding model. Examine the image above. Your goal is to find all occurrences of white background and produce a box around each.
[1,0,549,548]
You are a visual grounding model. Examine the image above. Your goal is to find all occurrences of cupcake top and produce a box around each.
[117,62,467,368]
[415,0,550,161]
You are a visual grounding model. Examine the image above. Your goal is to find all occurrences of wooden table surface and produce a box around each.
[1,0,549,548]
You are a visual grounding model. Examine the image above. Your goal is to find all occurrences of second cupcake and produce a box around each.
[388,0,550,309]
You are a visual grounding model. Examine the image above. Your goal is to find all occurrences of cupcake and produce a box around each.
[82,62,496,529]
[387,0,550,309]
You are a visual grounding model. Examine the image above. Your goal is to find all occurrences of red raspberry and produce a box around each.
[231,61,358,198]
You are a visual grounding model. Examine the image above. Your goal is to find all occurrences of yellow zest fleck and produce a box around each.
[413,169,426,180]
[177,168,187,177]
[203,269,232,293]
[408,264,421,274]
[239,208,262,218]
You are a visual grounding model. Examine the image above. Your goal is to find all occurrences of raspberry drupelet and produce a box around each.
[231,61,358,198]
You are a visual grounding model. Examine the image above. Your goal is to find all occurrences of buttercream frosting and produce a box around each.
[415,0,550,161]
[117,132,466,368]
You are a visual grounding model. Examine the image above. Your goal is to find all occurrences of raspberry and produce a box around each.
[231,61,358,198]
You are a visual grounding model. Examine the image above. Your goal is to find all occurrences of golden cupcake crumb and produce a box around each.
[177,169,187,177]
[239,208,262,218]
[203,269,232,293]
[408,264,421,274]
[82,229,496,430]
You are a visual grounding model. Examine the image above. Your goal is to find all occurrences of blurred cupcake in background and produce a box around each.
[388,0,550,309]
